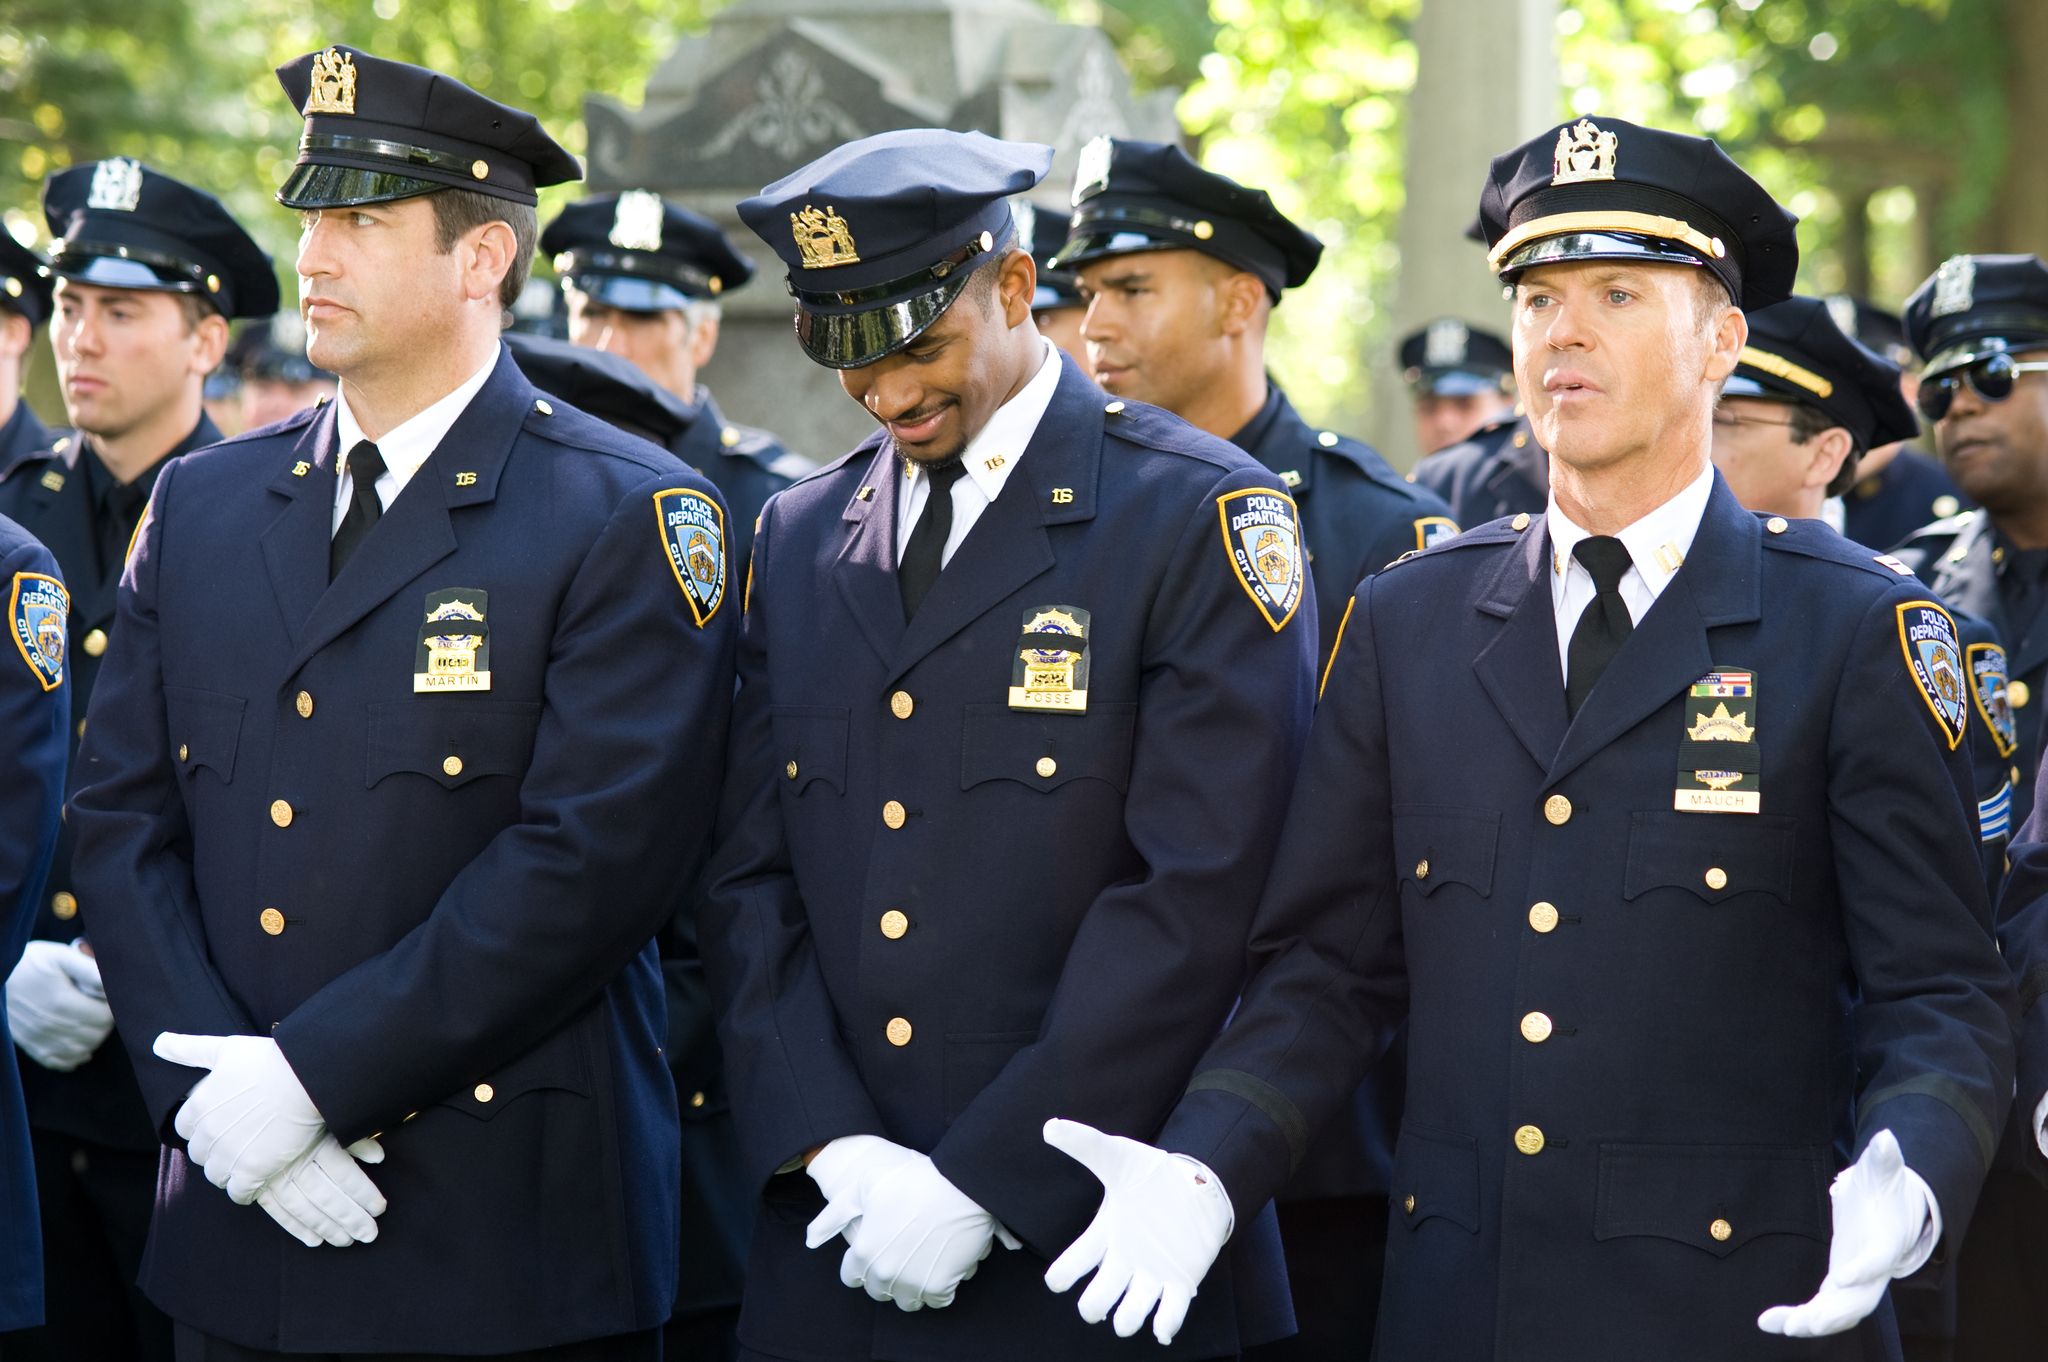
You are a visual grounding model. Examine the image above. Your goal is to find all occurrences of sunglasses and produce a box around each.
[1918,352,2048,421]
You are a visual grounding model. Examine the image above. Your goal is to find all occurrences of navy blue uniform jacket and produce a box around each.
[1409,414,1547,529]
[701,353,1315,1362]
[1160,476,2014,1361]
[0,514,69,1330]
[1841,449,1968,555]
[67,348,737,1353]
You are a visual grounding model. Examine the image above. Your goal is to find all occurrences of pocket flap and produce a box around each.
[961,703,1137,794]
[1595,1142,1828,1257]
[165,687,247,783]
[1622,811,1797,904]
[440,1016,595,1121]
[1391,1121,1480,1233]
[1391,806,1501,897]
[770,705,850,795]
[366,700,542,790]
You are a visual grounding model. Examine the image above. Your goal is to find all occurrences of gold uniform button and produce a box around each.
[1104,401,1126,414]
[1520,1011,1554,1043]
[1414,859,1430,879]
[1036,757,1058,778]
[82,629,108,657]
[443,755,464,777]
[1710,1217,1733,1242]
[178,744,189,762]
[474,1083,494,1102]
[1513,432,1528,448]
[1705,867,1728,890]
[1511,513,1531,531]
[296,691,314,719]
[51,892,77,921]
[886,1017,913,1046]
[786,760,799,779]
[2011,680,2032,709]
[1514,1125,1546,1155]
[1544,794,1571,825]
[882,800,907,829]
[270,799,294,828]
[890,691,914,719]
[259,908,285,936]
[1766,516,1789,534]
[1403,1194,1416,1214]
[1933,495,1961,518]
[1318,431,1339,447]
[690,1090,706,1108]
[880,910,909,939]
[1529,901,1559,933]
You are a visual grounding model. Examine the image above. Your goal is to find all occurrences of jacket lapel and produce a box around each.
[833,435,909,668]
[1546,475,1762,788]
[260,404,342,645]
[1470,518,1568,770]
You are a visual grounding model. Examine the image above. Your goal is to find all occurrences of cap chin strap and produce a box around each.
[1489,210,1726,272]
[1739,346,1834,398]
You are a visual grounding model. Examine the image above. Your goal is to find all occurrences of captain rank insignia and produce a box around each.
[1677,669,1758,813]
[415,589,491,691]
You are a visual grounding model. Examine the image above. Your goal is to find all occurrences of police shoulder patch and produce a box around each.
[656,487,726,626]
[1897,601,1968,749]
[1414,515,1460,551]
[1218,487,1304,631]
[10,571,68,691]
[1967,640,2018,758]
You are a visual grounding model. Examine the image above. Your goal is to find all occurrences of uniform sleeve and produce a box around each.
[0,537,68,975]
[70,463,261,1127]
[269,471,739,1142]
[698,493,891,1196]
[924,466,1319,1256]
[1993,745,2048,1175]
[1154,578,1410,1223]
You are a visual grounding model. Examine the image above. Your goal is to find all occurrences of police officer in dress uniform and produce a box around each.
[1823,297,1972,554]
[1053,136,1456,675]
[1409,405,1549,528]
[702,127,1312,1362]
[0,237,54,472]
[541,191,811,602]
[1401,318,1519,458]
[0,160,276,1362]
[65,47,738,1361]
[0,515,72,1340]
[1041,116,2017,1362]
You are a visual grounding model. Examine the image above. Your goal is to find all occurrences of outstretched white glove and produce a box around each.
[155,1032,328,1203]
[1043,1118,1234,1345]
[7,940,115,1071]
[255,1133,388,1247]
[1757,1129,1939,1337]
[806,1134,1019,1309]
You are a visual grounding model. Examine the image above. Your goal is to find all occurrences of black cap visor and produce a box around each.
[1408,367,1512,398]
[1498,230,1711,282]
[1922,331,2048,380]
[278,162,447,210]
[48,241,225,310]
[796,269,975,370]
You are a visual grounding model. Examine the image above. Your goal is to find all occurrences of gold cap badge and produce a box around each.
[790,205,859,269]
[305,48,358,116]
[1551,118,1618,186]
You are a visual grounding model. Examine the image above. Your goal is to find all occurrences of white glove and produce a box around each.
[1758,1129,1940,1337]
[6,940,116,1071]
[1043,1118,1234,1345]
[806,1134,928,1253]
[155,1032,327,1204]
[255,1133,388,1247]
[2033,1087,2048,1159]
[805,1134,1019,1309]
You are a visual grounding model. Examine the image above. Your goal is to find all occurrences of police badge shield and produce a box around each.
[1897,602,1969,749]
[1968,641,2018,758]
[655,488,726,626]
[10,572,67,692]
[1218,489,1304,631]
[1676,668,1758,813]
[1010,606,1091,713]
[414,589,490,692]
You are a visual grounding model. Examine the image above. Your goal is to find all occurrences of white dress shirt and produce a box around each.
[330,348,499,536]
[894,337,1061,568]
[1547,461,1716,683]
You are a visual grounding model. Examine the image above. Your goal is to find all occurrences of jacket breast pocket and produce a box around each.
[1594,1142,1828,1257]
[1391,805,1501,897]
[1391,1121,1480,1233]
[440,1010,597,1121]
[960,703,1137,793]
[943,1029,1039,1121]
[1622,811,1797,905]
[771,705,849,795]
[366,700,542,791]
[165,687,247,784]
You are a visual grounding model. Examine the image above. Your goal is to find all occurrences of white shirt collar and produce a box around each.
[333,345,500,487]
[1547,460,1716,595]
[905,336,1061,503]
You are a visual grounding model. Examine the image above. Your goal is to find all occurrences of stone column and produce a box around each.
[1369,0,1557,469]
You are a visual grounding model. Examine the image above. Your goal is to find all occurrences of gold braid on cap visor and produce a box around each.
[1738,346,1834,398]
[1487,211,1727,273]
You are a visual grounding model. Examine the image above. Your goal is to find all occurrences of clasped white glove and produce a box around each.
[2033,1088,2048,1159]
[1043,1118,1234,1345]
[1758,1129,1939,1337]
[806,1134,1020,1310]
[6,940,115,1071]
[255,1133,388,1246]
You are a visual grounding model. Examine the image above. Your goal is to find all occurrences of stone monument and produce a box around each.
[585,0,1179,460]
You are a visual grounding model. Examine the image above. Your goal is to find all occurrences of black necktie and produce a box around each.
[899,459,966,620]
[329,441,387,580]
[1565,535,1635,718]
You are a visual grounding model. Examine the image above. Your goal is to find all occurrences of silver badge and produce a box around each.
[86,158,144,213]
[1424,318,1470,368]
[1931,256,1976,318]
[608,190,666,252]
[1072,136,1114,208]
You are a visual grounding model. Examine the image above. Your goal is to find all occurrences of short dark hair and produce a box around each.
[958,227,1021,315]
[427,188,538,312]
[1785,399,1863,496]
